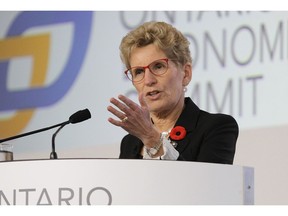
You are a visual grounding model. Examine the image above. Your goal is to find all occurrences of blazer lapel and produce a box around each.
[174,98,200,154]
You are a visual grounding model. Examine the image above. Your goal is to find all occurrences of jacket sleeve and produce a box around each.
[119,134,143,159]
[196,114,239,164]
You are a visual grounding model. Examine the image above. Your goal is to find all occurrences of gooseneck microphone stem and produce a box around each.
[50,121,69,159]
[0,121,68,143]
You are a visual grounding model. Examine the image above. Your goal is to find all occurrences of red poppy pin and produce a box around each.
[169,126,186,141]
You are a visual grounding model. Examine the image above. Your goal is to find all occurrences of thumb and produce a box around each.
[138,93,148,110]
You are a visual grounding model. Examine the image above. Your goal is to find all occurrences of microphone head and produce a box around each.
[69,109,91,124]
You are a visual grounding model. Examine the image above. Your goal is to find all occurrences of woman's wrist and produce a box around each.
[144,132,166,157]
[142,131,179,160]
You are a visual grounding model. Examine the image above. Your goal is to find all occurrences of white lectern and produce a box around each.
[0,159,253,205]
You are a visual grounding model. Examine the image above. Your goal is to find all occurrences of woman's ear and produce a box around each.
[182,63,192,87]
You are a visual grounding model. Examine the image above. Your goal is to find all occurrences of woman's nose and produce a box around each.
[143,68,157,86]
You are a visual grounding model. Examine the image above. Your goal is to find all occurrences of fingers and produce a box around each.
[107,95,139,125]
[108,116,125,127]
[110,95,139,114]
[107,104,127,121]
[118,94,139,111]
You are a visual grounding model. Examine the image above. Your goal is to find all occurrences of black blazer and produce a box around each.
[119,97,239,164]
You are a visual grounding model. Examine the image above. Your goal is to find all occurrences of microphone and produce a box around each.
[69,109,91,124]
[50,109,91,159]
[0,109,91,159]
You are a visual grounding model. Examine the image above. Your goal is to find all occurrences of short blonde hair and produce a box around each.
[120,21,192,69]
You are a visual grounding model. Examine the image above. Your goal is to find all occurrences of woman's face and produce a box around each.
[129,44,192,116]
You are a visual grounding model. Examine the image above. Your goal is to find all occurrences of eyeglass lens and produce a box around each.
[127,59,168,82]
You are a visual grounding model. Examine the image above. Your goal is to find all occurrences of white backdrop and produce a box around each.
[1,11,288,204]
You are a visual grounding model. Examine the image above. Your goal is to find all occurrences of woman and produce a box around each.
[107,21,238,164]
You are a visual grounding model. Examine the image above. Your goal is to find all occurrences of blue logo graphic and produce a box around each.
[0,11,93,111]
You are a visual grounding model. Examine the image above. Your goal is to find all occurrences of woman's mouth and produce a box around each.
[146,90,161,99]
